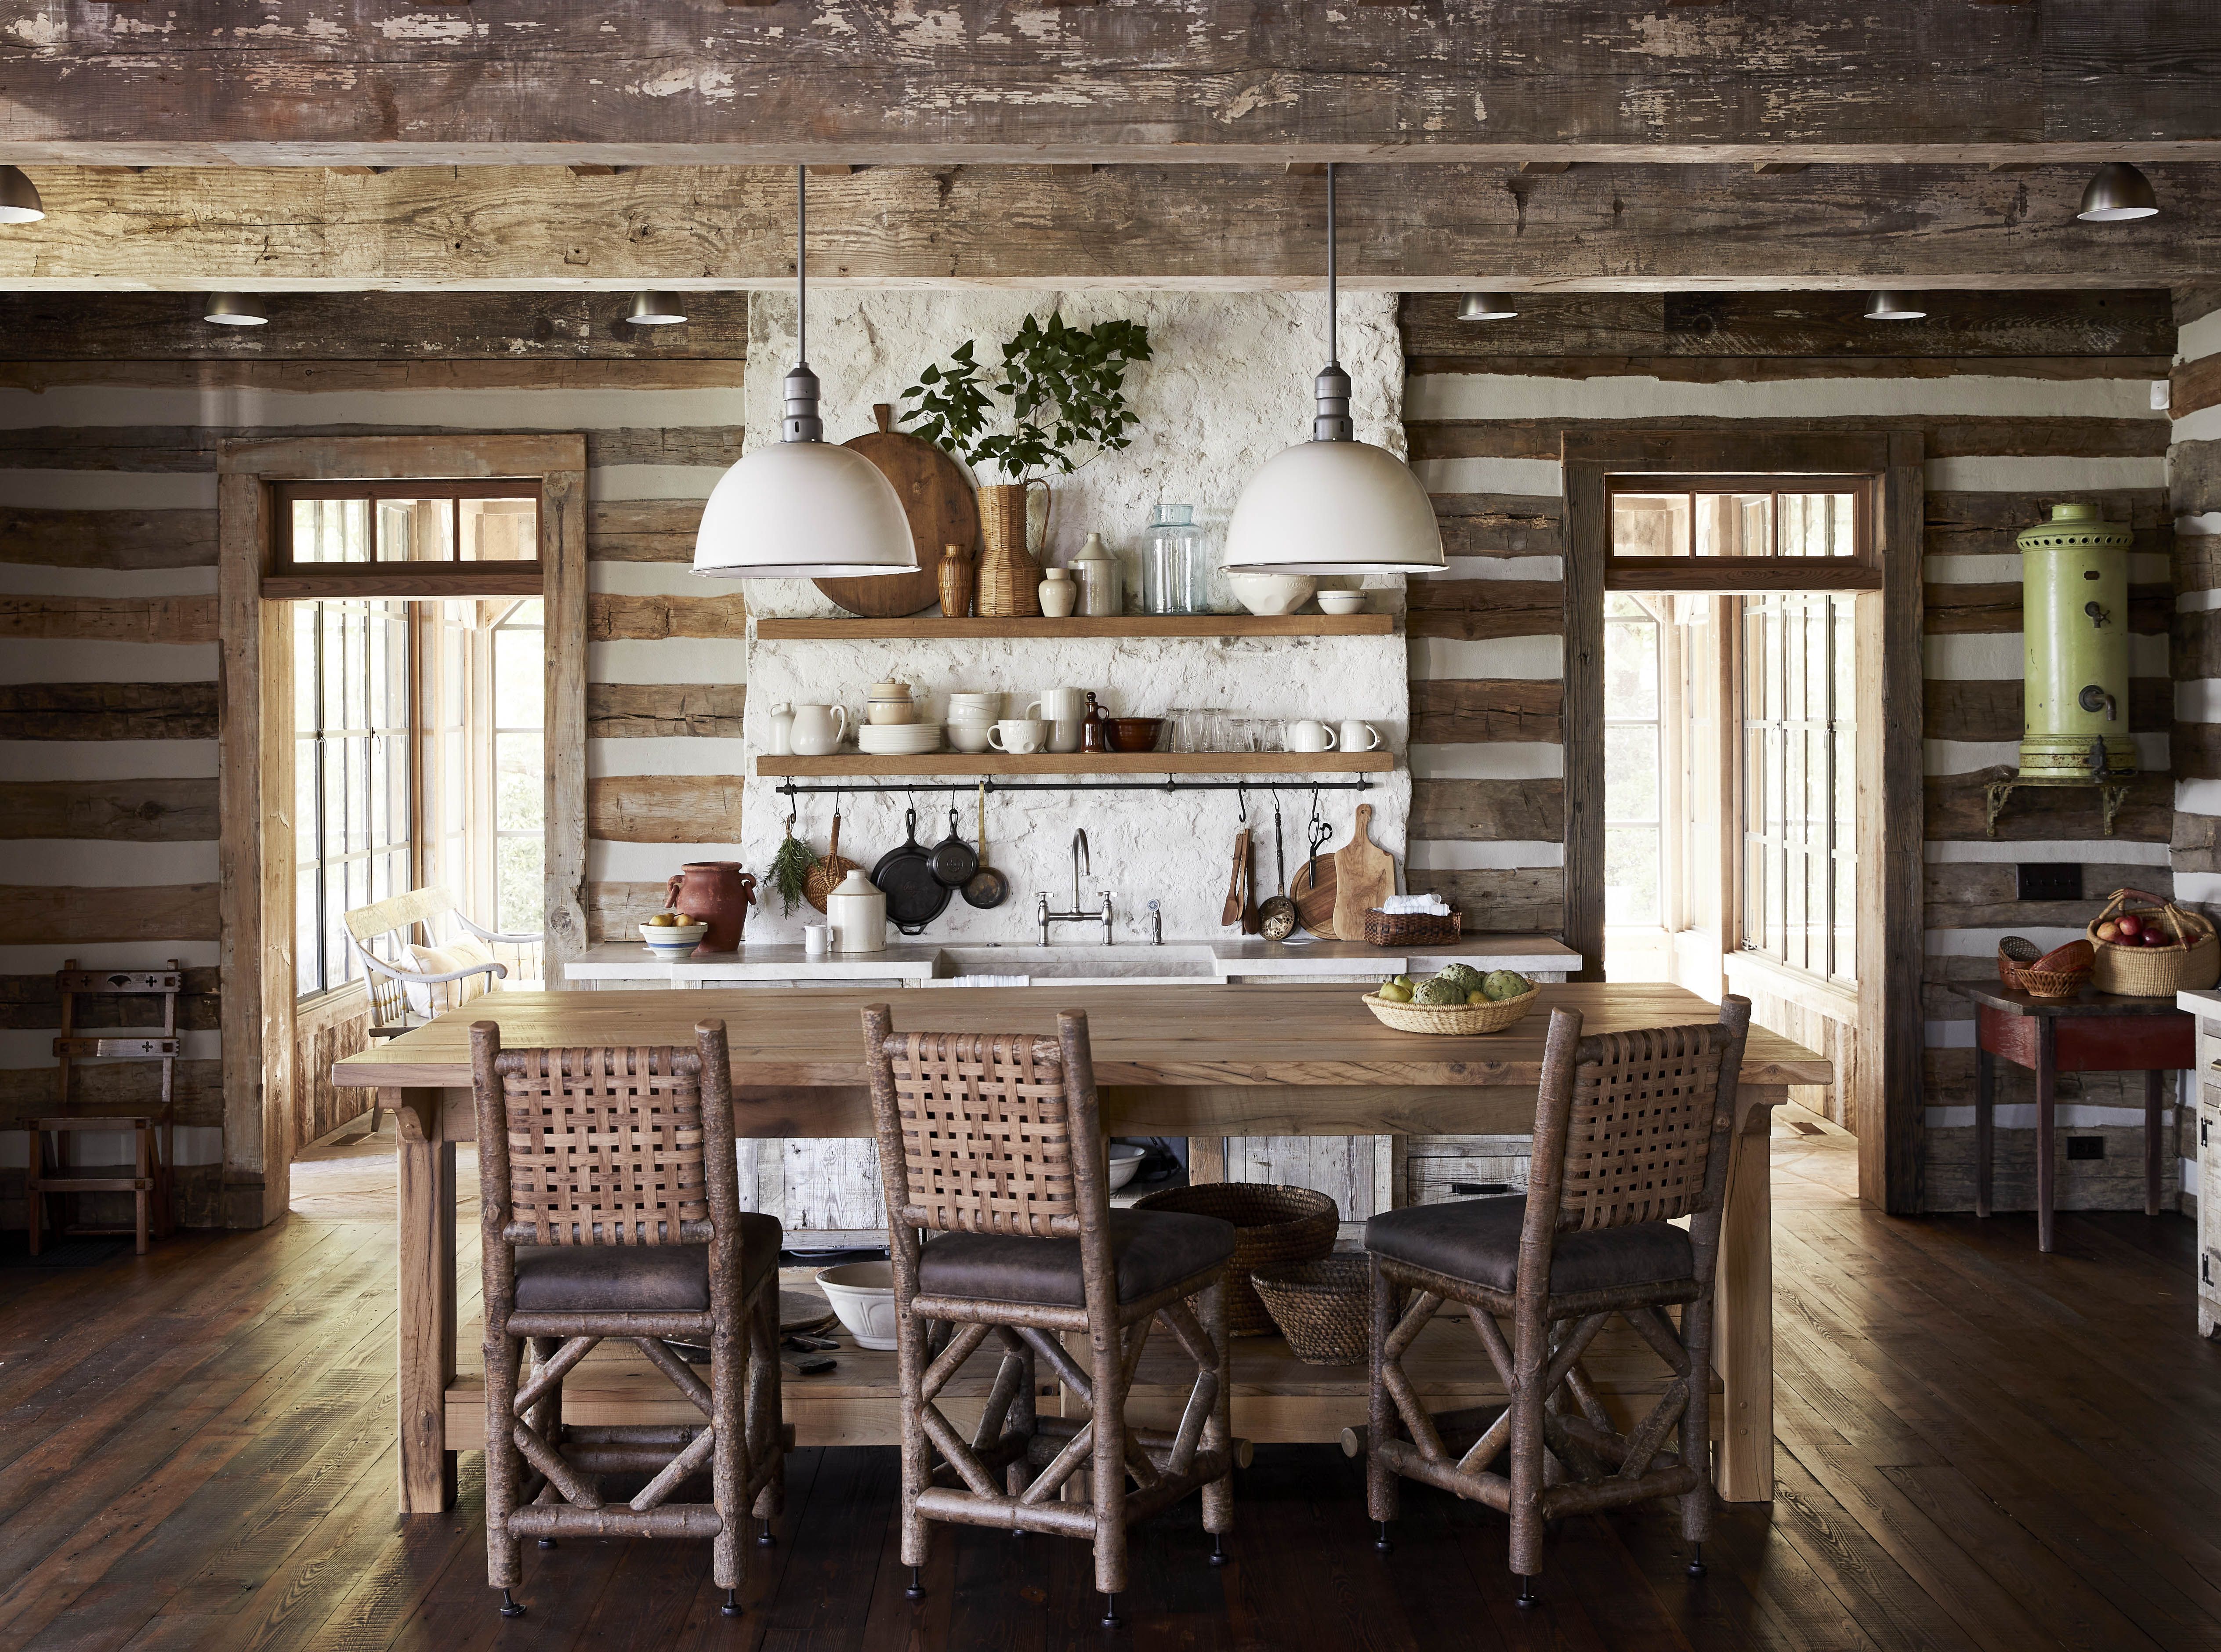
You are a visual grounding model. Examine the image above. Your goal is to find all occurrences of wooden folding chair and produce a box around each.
[27,960,181,1255]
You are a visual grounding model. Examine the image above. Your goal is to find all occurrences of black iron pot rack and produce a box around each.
[773,776,1374,799]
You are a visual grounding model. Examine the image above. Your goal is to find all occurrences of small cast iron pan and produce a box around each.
[927,805,979,888]
[871,807,951,935]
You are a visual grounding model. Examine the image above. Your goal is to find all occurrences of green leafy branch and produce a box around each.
[899,312,1152,485]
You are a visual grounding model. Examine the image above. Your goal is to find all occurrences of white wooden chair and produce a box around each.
[343,887,544,1041]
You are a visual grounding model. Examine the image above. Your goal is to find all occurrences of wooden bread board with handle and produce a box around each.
[1331,802,1395,942]
[812,404,978,619]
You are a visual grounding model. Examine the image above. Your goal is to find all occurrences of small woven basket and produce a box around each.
[1250,1255,1371,1366]
[2018,939,2094,1000]
[1362,908,1462,947]
[1361,986,1539,1037]
[1996,935,2042,991]
[2087,886,2221,996]
[1132,1182,1339,1336]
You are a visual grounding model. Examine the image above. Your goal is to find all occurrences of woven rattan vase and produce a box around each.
[976,482,1043,618]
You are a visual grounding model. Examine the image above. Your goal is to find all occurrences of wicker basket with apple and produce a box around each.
[2087,887,2221,997]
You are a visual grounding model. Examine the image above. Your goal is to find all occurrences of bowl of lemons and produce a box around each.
[640,911,709,960]
[1363,965,1538,1035]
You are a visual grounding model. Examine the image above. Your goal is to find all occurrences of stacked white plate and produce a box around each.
[858,722,943,756]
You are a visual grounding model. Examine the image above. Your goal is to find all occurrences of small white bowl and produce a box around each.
[816,1261,899,1350]
[1108,1142,1146,1192]
[1315,590,1368,616]
[640,920,708,960]
[1228,572,1318,617]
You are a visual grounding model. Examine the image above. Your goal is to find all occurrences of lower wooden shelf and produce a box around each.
[756,751,1394,779]
[446,1309,1707,1450]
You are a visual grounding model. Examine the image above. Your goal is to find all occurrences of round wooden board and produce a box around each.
[813,404,977,618]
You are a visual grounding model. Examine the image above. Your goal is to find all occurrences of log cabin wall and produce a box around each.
[1397,290,2183,1212]
[0,293,748,1227]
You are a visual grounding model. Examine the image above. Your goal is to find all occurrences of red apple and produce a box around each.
[2116,913,2145,939]
[2145,928,2172,946]
[2096,920,2120,942]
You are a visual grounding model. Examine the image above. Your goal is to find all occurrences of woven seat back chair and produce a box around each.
[1362,997,1752,1602]
[862,1004,1242,1628]
[471,1018,784,1622]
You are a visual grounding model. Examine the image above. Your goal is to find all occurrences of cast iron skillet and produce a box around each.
[927,805,979,888]
[872,807,951,935]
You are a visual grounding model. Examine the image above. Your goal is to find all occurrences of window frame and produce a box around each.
[1605,472,1880,594]
[264,477,545,599]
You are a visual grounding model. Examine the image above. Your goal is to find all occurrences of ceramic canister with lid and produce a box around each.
[1070,531,1121,616]
[865,681,917,726]
[826,869,888,953]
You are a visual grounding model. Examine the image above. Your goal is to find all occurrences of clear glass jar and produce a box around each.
[1140,504,1211,615]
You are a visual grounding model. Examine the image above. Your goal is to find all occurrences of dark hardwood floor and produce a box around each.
[3,1112,2217,1651]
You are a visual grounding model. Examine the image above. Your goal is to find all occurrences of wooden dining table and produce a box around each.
[331,982,1828,1515]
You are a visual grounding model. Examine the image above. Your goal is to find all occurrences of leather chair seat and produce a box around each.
[1364,1196,1693,1297]
[512,1211,782,1313]
[917,1209,1236,1309]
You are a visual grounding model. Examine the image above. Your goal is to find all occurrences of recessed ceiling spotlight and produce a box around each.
[2077,162,2159,222]
[0,166,44,225]
[203,293,268,326]
[627,290,688,326]
[1457,293,1520,321]
[1863,290,1926,322]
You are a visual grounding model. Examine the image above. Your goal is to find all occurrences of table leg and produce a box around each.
[390,1086,457,1514]
[2146,1068,2164,1219]
[2036,1022,2058,1255]
[1713,1085,1781,1503]
[1974,1046,1995,1220]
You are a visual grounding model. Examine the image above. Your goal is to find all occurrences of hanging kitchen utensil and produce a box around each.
[1221,826,1251,928]
[927,804,979,888]
[870,805,951,935]
[1290,799,1340,938]
[1258,794,1297,940]
[812,404,978,618]
[804,800,859,913]
[1242,826,1261,935]
[1332,800,1396,940]
[962,783,1008,909]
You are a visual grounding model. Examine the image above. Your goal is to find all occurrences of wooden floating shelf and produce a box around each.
[756,751,1395,778]
[753,613,1395,641]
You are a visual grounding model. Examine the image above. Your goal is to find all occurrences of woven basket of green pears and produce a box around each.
[1362,965,1538,1036]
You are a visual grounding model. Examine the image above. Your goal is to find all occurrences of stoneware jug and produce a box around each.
[664,862,757,953]
[789,703,848,756]
[826,868,888,953]
[766,702,795,755]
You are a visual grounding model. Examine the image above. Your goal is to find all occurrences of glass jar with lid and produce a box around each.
[1140,504,1211,615]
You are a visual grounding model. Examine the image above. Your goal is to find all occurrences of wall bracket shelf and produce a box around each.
[773,777,1374,798]
[1982,775,2134,838]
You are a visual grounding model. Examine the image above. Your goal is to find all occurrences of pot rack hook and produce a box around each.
[1236,784,1247,825]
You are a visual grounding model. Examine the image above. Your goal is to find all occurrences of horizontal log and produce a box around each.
[2174,810,2221,873]
[1921,583,2170,636]
[0,779,219,842]
[1924,768,2170,843]
[587,882,690,943]
[0,595,217,645]
[2173,721,2221,783]
[2181,286,2221,331]
[1409,416,2166,463]
[0,359,746,395]
[0,682,219,741]
[586,684,748,740]
[1924,489,2173,561]
[1405,580,1564,643]
[0,884,220,944]
[2174,353,2221,423]
[0,967,219,1032]
[0,1058,223,1131]
[1430,869,1565,935]
[1920,861,2166,929]
[1430,495,1563,559]
[0,292,747,361]
[1399,290,2177,362]
[1410,681,1564,746]
[1408,354,2176,385]
[1923,1049,2167,1113]
[8,164,2221,290]
[2174,438,2221,519]
[1409,780,1566,844]
[586,776,746,845]
[4,3,2213,163]
[586,594,749,643]
[2176,608,2221,681]
[0,426,740,473]
[0,507,217,571]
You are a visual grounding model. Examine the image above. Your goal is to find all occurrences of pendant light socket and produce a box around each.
[1863,290,1926,322]
[2078,162,2159,222]
[203,293,268,327]
[626,290,688,326]
[1458,293,1520,321]
[0,166,43,225]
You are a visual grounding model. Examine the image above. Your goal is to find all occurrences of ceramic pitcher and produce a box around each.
[665,862,757,953]
[789,703,848,756]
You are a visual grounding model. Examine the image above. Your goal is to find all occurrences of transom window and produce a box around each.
[273,479,540,576]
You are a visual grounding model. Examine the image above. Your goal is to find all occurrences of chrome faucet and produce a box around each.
[1145,899,1162,946]
[1038,828,1115,944]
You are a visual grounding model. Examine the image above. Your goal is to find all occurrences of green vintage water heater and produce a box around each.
[2018,502,2136,783]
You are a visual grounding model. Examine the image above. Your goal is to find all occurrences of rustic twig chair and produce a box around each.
[862,1004,1242,1628]
[1361,996,1752,1602]
[471,1018,784,1621]
[348,886,543,1040]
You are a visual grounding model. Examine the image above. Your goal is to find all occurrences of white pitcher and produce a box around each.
[789,703,848,756]
[766,702,795,755]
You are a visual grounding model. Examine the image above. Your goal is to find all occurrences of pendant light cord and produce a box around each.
[1326,162,1337,370]
[1311,163,1353,442]
[796,164,808,369]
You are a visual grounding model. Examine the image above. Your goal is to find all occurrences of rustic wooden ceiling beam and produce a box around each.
[0,163,2212,291]
[0,1,2217,165]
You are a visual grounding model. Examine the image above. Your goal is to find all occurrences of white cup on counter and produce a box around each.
[802,922,830,957]
[1337,721,1383,752]
[989,717,1051,754]
[1286,719,1339,753]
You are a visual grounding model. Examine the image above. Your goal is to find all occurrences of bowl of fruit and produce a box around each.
[2087,887,2220,996]
[640,911,709,960]
[1363,965,1539,1035]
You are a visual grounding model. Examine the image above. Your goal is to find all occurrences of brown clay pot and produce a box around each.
[665,862,757,953]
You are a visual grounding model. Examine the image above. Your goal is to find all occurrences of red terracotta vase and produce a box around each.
[665,862,757,953]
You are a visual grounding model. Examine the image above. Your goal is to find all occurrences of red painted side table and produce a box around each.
[1951,982,2192,1252]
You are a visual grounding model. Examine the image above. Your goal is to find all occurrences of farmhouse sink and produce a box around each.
[928,945,1219,986]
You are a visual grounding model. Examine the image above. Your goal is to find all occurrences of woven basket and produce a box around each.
[2087,886,2221,996]
[803,815,860,914]
[1361,986,1539,1037]
[975,482,1042,618]
[1362,908,1462,947]
[1250,1255,1371,1366]
[2018,939,2094,1000]
[1996,935,2042,990]
[1132,1182,1338,1336]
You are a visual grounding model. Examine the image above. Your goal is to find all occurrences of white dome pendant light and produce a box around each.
[693,167,915,580]
[1224,164,1445,577]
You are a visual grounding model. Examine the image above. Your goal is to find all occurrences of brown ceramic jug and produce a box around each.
[664,862,757,953]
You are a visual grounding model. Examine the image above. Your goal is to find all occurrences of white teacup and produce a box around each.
[948,720,996,754]
[1029,688,1089,722]
[1337,721,1383,753]
[989,718,1050,754]
[1286,720,1339,753]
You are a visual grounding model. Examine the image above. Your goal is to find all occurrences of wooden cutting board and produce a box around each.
[1331,802,1396,941]
[812,403,978,618]
[1291,851,1339,939]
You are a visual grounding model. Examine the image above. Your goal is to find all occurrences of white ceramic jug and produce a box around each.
[826,868,887,953]
[789,703,849,756]
[766,702,795,755]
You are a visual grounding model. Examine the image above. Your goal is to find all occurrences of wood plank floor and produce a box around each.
[3,1109,2217,1651]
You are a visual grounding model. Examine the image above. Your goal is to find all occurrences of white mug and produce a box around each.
[789,703,849,756]
[1337,721,1382,753]
[1286,720,1339,753]
[989,718,1050,754]
[1048,716,1085,754]
[1029,688,1088,722]
[949,720,995,754]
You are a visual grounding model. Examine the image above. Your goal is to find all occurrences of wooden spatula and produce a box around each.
[1221,827,1250,927]
[1332,802,1396,941]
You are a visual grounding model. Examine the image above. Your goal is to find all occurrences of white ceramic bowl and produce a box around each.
[639,920,708,960]
[1108,1142,1146,1192]
[1228,572,1318,617]
[948,720,995,754]
[1315,589,1368,616]
[946,692,1003,719]
[816,1261,899,1350]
